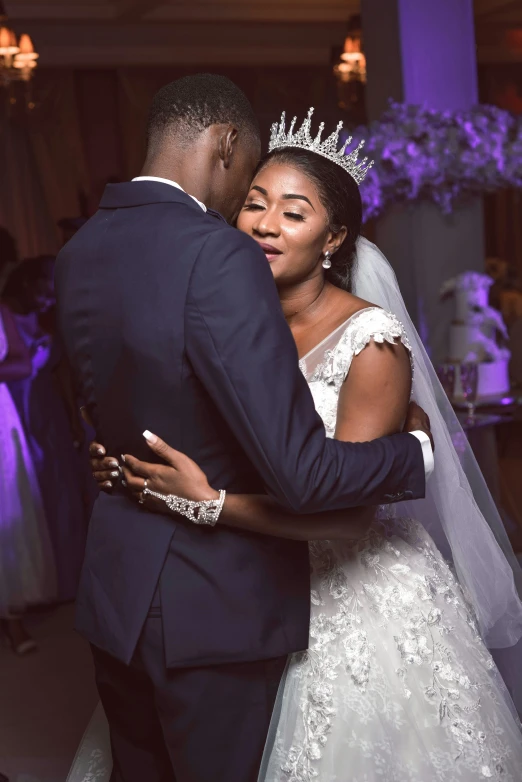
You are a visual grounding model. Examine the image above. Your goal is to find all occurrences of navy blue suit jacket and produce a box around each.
[55,181,425,667]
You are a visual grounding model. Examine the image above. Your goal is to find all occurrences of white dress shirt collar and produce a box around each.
[131,176,207,213]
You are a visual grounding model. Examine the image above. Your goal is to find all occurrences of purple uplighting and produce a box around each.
[343,102,522,222]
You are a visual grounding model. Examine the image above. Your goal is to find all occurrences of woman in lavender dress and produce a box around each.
[0,300,56,653]
[4,257,90,602]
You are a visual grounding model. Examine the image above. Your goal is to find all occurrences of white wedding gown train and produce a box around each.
[260,308,522,782]
[68,307,522,782]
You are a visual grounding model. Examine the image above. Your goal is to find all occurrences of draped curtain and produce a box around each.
[1,63,519,273]
[0,70,89,259]
[485,188,522,283]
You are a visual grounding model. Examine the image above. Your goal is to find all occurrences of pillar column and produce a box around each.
[361,0,484,361]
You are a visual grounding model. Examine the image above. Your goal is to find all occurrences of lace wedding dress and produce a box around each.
[259,307,522,782]
[68,306,522,782]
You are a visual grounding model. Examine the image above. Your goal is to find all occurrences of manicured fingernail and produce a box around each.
[111,471,119,478]
[104,481,113,488]
[97,448,105,456]
[121,479,127,487]
[121,454,126,462]
[109,460,118,468]
[143,430,157,444]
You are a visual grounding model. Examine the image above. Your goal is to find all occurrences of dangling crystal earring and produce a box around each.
[322,251,332,269]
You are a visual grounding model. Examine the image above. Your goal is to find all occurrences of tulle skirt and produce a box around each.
[67,514,522,782]
[0,383,56,615]
[260,515,522,782]
[66,702,111,782]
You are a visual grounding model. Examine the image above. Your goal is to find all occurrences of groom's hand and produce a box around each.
[404,401,434,452]
[89,441,120,491]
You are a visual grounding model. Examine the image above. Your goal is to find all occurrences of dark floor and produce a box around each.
[0,604,97,782]
[1,426,521,782]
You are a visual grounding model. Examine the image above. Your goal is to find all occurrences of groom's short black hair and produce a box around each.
[147,74,260,148]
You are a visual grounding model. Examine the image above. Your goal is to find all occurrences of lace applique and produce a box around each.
[278,523,516,782]
[308,308,413,390]
[271,309,521,782]
[80,748,110,780]
[302,309,414,438]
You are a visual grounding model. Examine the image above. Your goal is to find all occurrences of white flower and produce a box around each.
[309,741,322,761]
[309,681,333,704]
[361,551,380,568]
[427,607,442,625]
[389,563,411,576]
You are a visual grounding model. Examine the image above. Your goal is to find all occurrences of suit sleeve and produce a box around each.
[185,228,425,512]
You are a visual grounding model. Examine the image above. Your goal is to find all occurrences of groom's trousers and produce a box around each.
[92,591,287,782]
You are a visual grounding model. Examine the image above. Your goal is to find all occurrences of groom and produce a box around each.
[55,75,432,782]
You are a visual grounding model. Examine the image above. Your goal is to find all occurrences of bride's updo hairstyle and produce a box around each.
[256,147,362,292]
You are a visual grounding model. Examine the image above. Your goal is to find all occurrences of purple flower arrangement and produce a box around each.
[344,102,522,222]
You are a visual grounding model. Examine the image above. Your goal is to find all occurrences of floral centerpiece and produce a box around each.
[347,102,522,221]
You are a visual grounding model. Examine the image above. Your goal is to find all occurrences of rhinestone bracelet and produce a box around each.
[142,487,226,527]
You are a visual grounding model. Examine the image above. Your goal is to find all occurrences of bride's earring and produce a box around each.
[322,251,332,270]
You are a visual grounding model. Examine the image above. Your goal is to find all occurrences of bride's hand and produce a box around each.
[122,433,218,512]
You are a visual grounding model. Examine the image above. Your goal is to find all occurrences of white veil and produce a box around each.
[353,236,522,649]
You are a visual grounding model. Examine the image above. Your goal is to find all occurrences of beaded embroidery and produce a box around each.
[272,309,519,782]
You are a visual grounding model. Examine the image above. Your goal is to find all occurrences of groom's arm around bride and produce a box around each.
[184,225,428,514]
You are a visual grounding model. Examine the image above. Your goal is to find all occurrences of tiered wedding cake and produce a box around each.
[442,272,511,400]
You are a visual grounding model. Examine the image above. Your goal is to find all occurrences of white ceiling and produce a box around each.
[3,0,362,66]
[3,0,522,66]
[6,0,522,23]
[6,0,361,23]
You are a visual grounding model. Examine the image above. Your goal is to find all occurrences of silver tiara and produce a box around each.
[269,107,373,186]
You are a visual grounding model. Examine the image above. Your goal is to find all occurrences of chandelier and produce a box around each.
[333,16,366,118]
[0,2,38,90]
[334,36,367,86]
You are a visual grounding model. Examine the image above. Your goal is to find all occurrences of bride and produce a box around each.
[73,111,522,781]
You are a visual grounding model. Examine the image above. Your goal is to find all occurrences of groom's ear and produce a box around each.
[218,125,239,170]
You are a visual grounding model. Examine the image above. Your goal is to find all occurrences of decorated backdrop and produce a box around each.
[350,102,522,223]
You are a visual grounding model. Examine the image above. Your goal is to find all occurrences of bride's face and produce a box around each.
[236,162,338,287]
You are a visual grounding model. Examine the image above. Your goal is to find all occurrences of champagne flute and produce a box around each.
[436,364,456,402]
[460,362,479,424]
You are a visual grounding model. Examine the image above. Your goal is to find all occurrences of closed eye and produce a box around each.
[284,212,305,221]
[243,203,265,211]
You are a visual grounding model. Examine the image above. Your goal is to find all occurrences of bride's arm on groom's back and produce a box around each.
[89,334,419,538]
[123,337,411,540]
[118,435,375,541]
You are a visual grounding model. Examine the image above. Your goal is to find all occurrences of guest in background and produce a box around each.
[0,298,56,654]
[57,217,88,248]
[3,256,89,602]
[0,226,18,293]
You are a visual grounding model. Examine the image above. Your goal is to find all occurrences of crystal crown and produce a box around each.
[269,107,373,186]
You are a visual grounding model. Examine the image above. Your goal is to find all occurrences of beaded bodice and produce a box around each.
[264,310,521,782]
[299,307,413,438]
